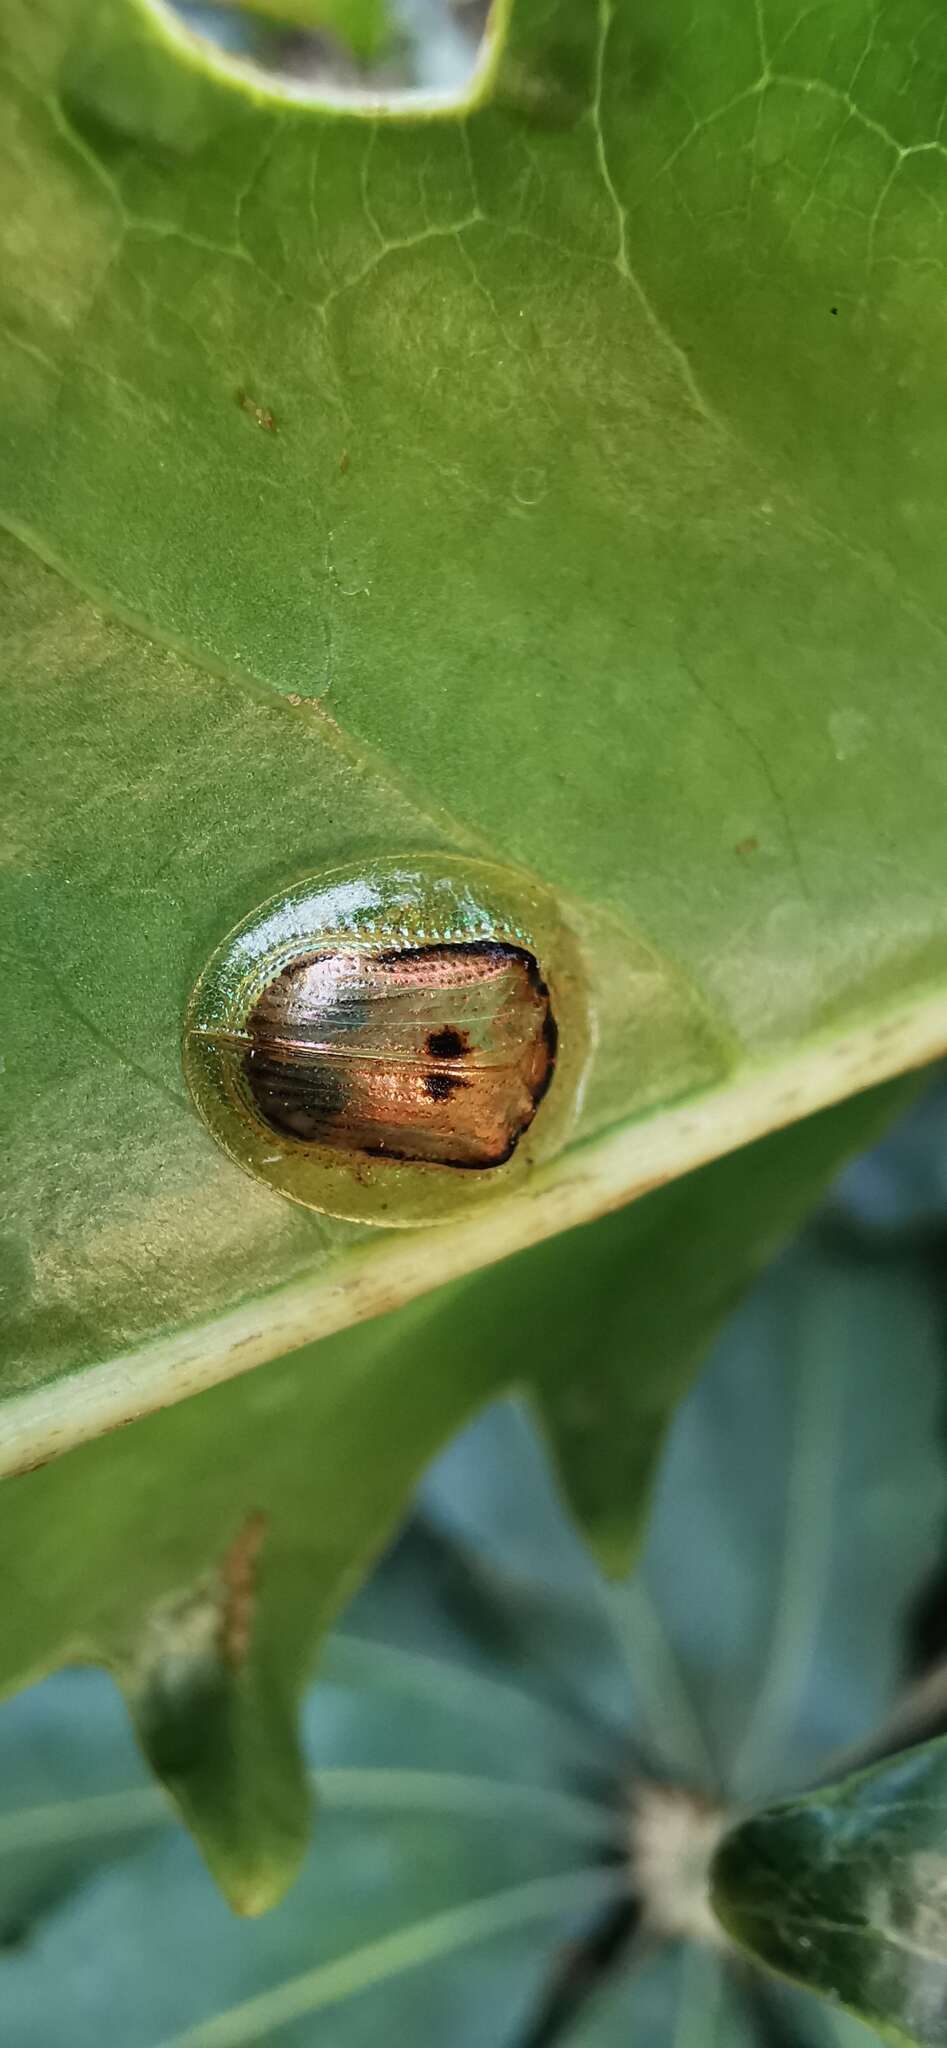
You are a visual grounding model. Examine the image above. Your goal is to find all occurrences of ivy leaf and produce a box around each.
[712,1736,947,2046]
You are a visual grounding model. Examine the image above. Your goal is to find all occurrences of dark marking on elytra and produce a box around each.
[243,1036,349,1142]
[240,938,556,1171]
[374,939,517,970]
[427,1026,469,1059]
[423,1069,470,1102]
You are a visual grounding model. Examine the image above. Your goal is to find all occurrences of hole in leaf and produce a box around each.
[160,0,490,103]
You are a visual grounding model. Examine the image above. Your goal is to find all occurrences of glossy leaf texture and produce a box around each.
[0,1082,910,1909]
[3,1083,947,2034]
[2,0,947,1463]
[712,1737,947,2046]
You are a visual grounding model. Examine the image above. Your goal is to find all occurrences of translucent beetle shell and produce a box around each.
[183,857,588,1226]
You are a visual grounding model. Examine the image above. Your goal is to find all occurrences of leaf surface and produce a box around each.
[0,1676,612,2048]
[712,1737,947,2046]
[4,1086,947,2010]
[1,0,947,1459]
[5,0,947,1908]
[0,1083,916,1904]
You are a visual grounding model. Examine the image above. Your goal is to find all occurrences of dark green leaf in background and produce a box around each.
[713,1737,947,2047]
[560,1948,761,2047]
[0,1668,621,2048]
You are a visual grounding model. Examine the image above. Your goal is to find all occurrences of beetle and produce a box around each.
[183,856,583,1227]
[240,938,557,1170]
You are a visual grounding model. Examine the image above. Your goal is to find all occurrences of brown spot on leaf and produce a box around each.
[237,389,277,433]
[734,836,760,856]
[217,1510,267,1672]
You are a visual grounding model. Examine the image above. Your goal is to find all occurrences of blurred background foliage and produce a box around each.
[2,1070,946,2045]
[175,0,489,92]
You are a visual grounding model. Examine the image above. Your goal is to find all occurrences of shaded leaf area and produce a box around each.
[0,1080,908,1906]
[577,1965,883,2048]
[3,1086,947,2038]
[422,1093,947,1806]
[561,1946,760,2046]
[2,0,947,1431]
[827,1080,947,1249]
[0,1669,622,2048]
[712,1736,947,2046]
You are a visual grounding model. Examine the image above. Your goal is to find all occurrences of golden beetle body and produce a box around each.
[183,857,585,1226]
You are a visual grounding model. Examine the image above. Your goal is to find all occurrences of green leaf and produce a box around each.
[0,1082,915,1907]
[0,1668,620,2046]
[4,1085,946,2026]
[2,0,947,1465]
[423,1121,947,1796]
[561,1947,760,2046]
[529,1077,930,1576]
[711,1735,947,2046]
[6,0,947,1927]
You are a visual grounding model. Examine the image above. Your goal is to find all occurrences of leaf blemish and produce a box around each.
[236,389,277,434]
[217,1509,267,1673]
